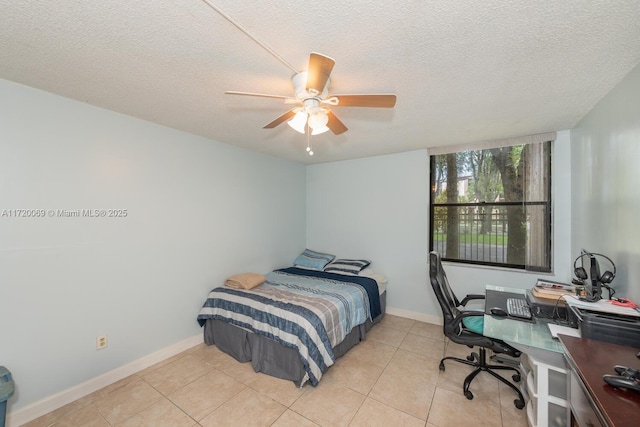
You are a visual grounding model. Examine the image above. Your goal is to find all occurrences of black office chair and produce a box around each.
[429,251,525,409]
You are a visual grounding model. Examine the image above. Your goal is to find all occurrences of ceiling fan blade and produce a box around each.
[225,91,295,102]
[326,110,348,135]
[331,94,397,108]
[306,52,335,94]
[263,109,297,129]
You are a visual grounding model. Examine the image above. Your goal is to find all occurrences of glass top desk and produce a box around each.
[482,285,565,366]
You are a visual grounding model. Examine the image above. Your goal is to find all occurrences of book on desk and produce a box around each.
[531,278,576,305]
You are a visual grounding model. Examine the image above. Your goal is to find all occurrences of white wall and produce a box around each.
[306,133,573,321]
[306,151,431,320]
[0,79,306,413]
[570,63,640,302]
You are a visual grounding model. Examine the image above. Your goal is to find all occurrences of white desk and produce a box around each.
[483,285,569,427]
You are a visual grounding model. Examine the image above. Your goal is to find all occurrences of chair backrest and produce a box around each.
[429,251,462,335]
[429,251,460,307]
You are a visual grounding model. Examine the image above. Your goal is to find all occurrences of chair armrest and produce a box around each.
[458,310,484,319]
[453,310,484,328]
[450,310,485,335]
[460,294,485,306]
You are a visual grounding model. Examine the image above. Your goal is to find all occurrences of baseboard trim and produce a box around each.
[7,333,203,427]
[386,306,442,325]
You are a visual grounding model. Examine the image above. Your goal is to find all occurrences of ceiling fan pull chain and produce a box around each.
[306,126,314,156]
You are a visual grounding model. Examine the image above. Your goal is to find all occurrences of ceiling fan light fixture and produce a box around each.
[287,111,307,133]
[311,125,330,135]
[308,110,328,130]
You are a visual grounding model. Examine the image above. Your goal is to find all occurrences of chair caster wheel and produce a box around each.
[466,355,475,362]
[439,362,445,371]
[514,399,525,409]
[512,373,521,382]
[464,391,474,400]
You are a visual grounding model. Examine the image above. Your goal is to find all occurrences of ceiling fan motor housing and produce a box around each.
[291,71,329,101]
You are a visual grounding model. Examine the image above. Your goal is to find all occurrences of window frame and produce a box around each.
[429,141,553,272]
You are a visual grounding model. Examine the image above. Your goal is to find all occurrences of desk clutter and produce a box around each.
[481,244,640,427]
[528,280,640,349]
[492,275,640,349]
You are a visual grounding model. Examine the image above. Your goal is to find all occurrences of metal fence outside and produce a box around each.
[432,204,513,264]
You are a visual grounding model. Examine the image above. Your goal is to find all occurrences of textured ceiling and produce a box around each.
[1,1,639,164]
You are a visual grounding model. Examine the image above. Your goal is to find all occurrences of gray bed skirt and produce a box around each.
[203,291,386,386]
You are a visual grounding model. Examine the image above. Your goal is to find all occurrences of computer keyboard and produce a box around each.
[506,298,533,320]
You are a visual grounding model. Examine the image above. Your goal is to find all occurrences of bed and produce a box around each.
[197,252,386,387]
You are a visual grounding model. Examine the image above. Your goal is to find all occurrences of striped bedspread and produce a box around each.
[197,267,380,386]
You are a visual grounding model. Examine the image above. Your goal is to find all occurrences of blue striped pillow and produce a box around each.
[324,259,371,275]
[293,249,336,271]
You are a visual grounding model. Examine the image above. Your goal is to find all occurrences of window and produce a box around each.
[429,140,552,271]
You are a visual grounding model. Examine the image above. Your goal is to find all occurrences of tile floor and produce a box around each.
[23,315,529,426]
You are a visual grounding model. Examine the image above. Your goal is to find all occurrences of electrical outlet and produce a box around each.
[96,335,108,350]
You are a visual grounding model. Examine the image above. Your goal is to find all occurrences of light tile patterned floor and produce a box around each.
[23,315,528,426]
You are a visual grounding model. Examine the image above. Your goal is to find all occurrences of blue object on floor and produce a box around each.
[0,366,14,427]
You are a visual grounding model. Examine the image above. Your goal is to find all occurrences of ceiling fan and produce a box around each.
[225,53,397,137]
